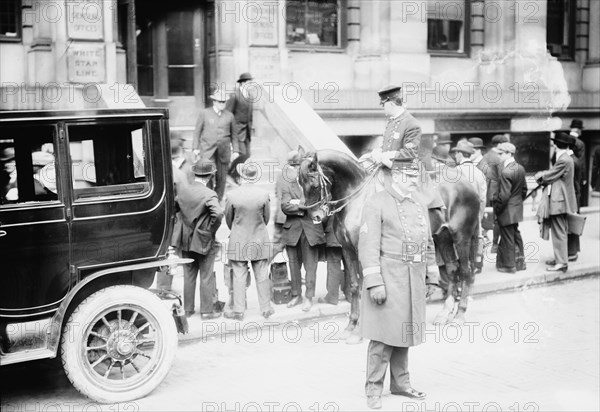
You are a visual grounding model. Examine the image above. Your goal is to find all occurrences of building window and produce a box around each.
[546,0,575,60]
[286,0,340,47]
[166,11,194,96]
[0,0,21,41]
[427,0,470,56]
[136,16,154,96]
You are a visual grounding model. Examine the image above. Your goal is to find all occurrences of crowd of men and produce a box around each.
[157,76,588,409]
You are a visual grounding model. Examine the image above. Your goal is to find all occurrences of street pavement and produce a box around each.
[2,276,598,411]
[161,194,600,344]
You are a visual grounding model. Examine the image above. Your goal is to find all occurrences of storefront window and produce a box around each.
[547,0,575,60]
[427,0,470,55]
[286,0,340,47]
[0,0,21,41]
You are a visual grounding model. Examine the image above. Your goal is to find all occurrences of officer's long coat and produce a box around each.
[358,188,439,347]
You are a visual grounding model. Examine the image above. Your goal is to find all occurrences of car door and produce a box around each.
[0,123,71,318]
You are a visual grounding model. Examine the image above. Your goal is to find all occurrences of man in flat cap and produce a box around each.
[534,132,577,272]
[226,72,255,157]
[358,156,439,410]
[193,88,238,203]
[494,143,527,273]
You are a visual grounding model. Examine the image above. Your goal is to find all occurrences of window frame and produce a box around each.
[546,0,576,61]
[65,120,153,203]
[426,0,471,58]
[285,0,345,51]
[0,0,22,42]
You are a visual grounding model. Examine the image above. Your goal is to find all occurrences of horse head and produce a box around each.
[298,151,332,225]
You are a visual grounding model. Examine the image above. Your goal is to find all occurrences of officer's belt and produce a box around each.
[381,251,424,263]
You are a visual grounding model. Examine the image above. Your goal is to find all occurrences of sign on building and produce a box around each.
[67,44,106,84]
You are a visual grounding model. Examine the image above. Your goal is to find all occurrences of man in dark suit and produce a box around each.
[494,143,527,273]
[226,72,254,157]
[172,160,224,319]
[224,158,274,321]
[535,132,578,272]
[281,161,326,312]
[569,119,587,205]
[478,134,509,253]
[193,88,238,202]
[318,217,349,305]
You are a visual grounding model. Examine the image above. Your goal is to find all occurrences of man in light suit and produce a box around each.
[173,160,224,319]
[226,72,254,157]
[281,159,326,312]
[494,143,527,273]
[535,132,578,272]
[224,158,274,321]
[193,88,238,202]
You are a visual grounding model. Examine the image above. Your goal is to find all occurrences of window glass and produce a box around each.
[167,11,194,96]
[136,16,154,96]
[0,0,21,40]
[286,0,339,47]
[67,122,149,200]
[427,0,468,54]
[546,0,575,60]
[1,126,58,205]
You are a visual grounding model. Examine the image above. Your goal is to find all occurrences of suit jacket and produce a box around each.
[324,216,341,248]
[192,107,238,162]
[173,182,223,255]
[494,159,527,226]
[478,149,502,206]
[281,177,325,247]
[274,166,297,225]
[538,151,577,216]
[225,184,271,261]
[225,89,253,144]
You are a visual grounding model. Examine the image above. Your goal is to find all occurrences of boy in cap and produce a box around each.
[358,156,439,410]
[193,88,237,202]
[226,72,255,157]
[494,143,527,273]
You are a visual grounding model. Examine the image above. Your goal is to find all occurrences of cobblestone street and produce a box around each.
[2,276,598,412]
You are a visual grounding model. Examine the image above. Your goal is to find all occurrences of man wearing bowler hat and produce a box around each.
[468,137,485,167]
[226,72,255,157]
[569,119,587,206]
[534,132,577,272]
[172,159,224,319]
[193,88,238,202]
[358,157,439,410]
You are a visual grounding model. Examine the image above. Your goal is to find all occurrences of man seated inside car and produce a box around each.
[5,150,58,202]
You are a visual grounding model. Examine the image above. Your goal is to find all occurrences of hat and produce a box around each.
[450,140,475,155]
[436,139,452,145]
[1,147,15,162]
[209,89,229,102]
[551,131,573,146]
[468,137,485,149]
[287,149,303,166]
[497,142,516,154]
[491,134,509,145]
[237,72,253,83]
[390,157,420,175]
[377,84,402,104]
[235,159,259,182]
[192,159,217,176]
[570,119,584,129]
[32,151,54,166]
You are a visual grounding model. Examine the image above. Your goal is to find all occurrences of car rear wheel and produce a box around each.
[61,285,177,404]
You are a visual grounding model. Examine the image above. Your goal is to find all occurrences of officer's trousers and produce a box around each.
[366,340,410,396]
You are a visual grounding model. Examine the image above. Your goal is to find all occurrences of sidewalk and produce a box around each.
[160,196,600,344]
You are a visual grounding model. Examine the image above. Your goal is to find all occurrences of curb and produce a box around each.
[177,266,599,344]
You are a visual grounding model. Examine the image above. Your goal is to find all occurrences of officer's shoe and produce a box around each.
[366,396,382,410]
[391,387,427,400]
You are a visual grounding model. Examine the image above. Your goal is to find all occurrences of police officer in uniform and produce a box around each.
[358,157,440,410]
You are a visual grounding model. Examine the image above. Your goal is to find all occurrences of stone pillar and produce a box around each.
[354,0,388,90]
[583,0,600,91]
[214,0,237,86]
[27,0,55,85]
[479,0,516,89]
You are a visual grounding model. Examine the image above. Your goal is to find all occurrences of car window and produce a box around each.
[67,122,150,200]
[1,126,58,205]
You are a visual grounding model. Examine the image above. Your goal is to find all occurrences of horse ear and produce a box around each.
[297,146,306,158]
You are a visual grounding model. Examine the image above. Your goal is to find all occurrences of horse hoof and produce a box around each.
[433,313,450,325]
[345,333,364,345]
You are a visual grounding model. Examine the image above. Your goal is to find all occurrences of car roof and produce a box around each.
[0,108,169,123]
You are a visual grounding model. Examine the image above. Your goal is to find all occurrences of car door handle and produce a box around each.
[0,230,6,237]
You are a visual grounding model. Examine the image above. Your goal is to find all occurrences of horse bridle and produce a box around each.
[304,163,382,217]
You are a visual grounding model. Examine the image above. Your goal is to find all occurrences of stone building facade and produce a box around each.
[1,0,599,203]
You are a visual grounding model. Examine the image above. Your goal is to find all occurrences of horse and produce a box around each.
[297,149,481,338]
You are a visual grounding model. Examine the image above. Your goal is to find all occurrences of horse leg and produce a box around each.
[434,275,456,325]
[339,246,363,344]
[448,230,476,325]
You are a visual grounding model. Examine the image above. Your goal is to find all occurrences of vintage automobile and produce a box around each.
[0,108,188,403]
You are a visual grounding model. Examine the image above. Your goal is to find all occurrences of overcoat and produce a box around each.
[192,107,238,162]
[280,176,326,247]
[538,151,577,216]
[225,184,271,261]
[225,89,253,149]
[380,110,420,159]
[478,149,502,206]
[358,187,439,347]
[495,160,527,226]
